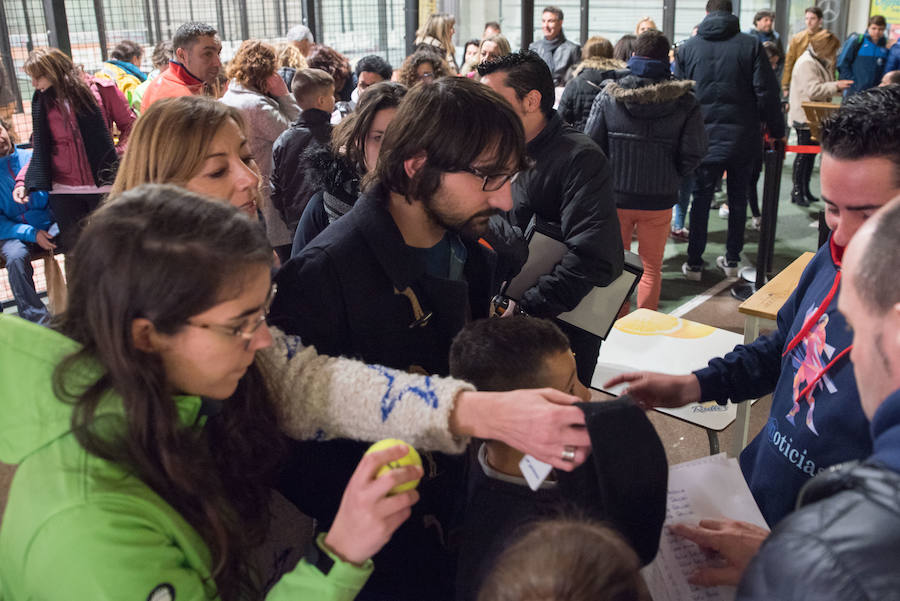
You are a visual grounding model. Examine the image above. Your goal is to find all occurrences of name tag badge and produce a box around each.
[519,454,553,491]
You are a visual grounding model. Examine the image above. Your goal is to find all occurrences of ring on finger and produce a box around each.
[561,445,576,462]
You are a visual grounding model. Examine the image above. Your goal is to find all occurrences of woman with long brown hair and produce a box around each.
[415,12,459,73]
[12,47,134,252]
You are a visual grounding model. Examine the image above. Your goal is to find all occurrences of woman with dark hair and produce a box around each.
[13,47,135,253]
[95,39,147,106]
[398,48,451,87]
[613,34,638,63]
[292,81,407,254]
[460,38,482,75]
[558,36,625,130]
[0,184,421,599]
[306,44,353,102]
[221,39,300,263]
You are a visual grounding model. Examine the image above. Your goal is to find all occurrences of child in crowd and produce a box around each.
[271,68,335,233]
[477,518,650,601]
[448,316,591,601]
[0,118,54,324]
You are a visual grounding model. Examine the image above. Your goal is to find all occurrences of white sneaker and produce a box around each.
[718,204,730,218]
[716,256,740,277]
[750,216,761,230]
[682,262,702,281]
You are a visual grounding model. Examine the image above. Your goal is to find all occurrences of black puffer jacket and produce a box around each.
[270,108,333,231]
[511,110,623,317]
[557,58,627,131]
[584,75,708,210]
[674,11,784,164]
[738,389,900,601]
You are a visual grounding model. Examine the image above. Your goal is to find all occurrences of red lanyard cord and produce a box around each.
[783,270,841,357]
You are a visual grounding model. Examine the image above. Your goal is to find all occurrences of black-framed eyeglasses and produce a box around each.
[455,166,519,192]
[187,283,276,350]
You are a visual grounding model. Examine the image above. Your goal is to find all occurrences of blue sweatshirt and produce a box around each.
[695,238,871,526]
[1,147,51,242]
[837,33,888,96]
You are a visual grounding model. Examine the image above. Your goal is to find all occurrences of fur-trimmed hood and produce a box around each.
[571,57,626,78]
[602,77,697,119]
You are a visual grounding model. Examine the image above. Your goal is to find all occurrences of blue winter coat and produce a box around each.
[837,32,888,95]
[883,41,900,73]
[0,147,51,242]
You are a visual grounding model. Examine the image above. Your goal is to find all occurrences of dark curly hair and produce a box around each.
[477,50,555,117]
[306,45,351,95]
[226,40,277,93]
[820,84,900,186]
[398,48,451,87]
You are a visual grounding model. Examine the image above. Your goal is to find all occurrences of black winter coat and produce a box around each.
[270,108,333,231]
[584,75,708,210]
[738,388,900,601]
[557,58,627,131]
[674,11,784,164]
[738,463,900,601]
[270,184,500,601]
[511,110,623,317]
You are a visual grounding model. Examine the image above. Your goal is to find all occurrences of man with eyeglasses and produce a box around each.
[268,77,531,601]
[479,51,623,386]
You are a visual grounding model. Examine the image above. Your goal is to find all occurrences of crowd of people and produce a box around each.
[0,3,899,600]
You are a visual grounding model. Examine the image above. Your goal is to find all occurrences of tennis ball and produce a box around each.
[365,438,422,494]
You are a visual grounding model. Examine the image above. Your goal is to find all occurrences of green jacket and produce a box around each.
[0,315,372,600]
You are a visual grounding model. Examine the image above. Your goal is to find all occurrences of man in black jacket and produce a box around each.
[268,77,532,601]
[675,0,784,280]
[528,6,581,86]
[670,195,900,601]
[480,51,623,385]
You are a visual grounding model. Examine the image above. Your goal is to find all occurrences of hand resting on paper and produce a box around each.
[669,519,769,586]
[603,372,701,410]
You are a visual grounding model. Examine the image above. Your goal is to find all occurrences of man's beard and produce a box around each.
[422,201,500,240]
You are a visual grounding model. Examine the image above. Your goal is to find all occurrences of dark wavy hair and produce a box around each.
[54,184,281,600]
[226,39,278,93]
[365,76,530,202]
[331,81,407,174]
[477,50,555,117]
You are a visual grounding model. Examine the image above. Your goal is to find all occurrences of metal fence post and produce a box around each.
[238,0,249,41]
[663,0,676,41]
[377,0,389,53]
[521,0,534,50]
[93,0,109,61]
[42,0,72,56]
[0,0,24,111]
[580,0,588,45]
[404,0,418,56]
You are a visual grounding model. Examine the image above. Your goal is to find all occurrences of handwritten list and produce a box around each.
[641,454,769,601]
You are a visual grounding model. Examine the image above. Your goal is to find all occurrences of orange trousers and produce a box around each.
[618,207,672,311]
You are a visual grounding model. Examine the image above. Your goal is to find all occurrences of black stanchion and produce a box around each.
[732,138,785,301]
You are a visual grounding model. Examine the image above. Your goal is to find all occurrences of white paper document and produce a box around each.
[642,454,768,601]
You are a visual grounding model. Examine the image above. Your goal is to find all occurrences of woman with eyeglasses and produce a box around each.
[0,184,590,600]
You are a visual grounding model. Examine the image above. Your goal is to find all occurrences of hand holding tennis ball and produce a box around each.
[324,439,423,565]
[365,438,422,494]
